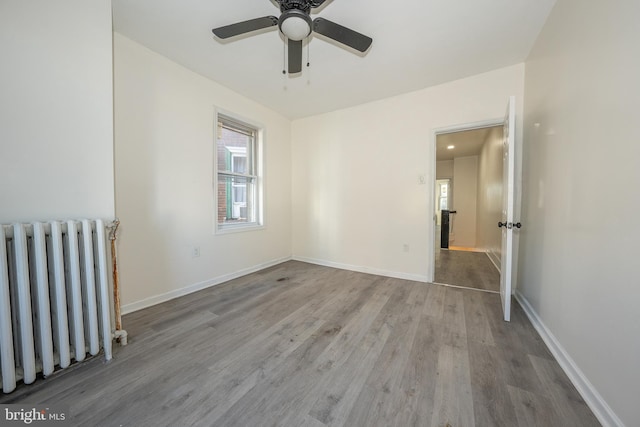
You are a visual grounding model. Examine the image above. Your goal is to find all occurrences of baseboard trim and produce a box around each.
[515,291,625,427]
[121,256,292,315]
[486,250,501,274]
[292,256,430,283]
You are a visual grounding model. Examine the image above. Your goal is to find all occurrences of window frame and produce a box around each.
[214,110,265,234]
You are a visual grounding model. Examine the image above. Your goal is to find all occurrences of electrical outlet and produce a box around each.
[192,247,201,258]
[403,244,410,252]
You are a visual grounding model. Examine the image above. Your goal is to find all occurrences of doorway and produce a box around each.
[432,123,503,292]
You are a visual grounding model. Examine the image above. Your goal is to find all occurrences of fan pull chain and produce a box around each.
[282,38,287,75]
[282,38,288,90]
[306,38,312,85]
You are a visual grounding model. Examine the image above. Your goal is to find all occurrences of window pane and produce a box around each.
[439,197,448,210]
[233,184,247,203]
[217,128,252,174]
[217,174,254,224]
[232,156,247,174]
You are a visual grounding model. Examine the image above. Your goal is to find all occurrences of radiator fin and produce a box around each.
[0,226,16,393]
[50,221,71,369]
[13,224,36,385]
[32,222,54,376]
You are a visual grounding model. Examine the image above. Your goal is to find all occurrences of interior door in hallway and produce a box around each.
[499,96,516,322]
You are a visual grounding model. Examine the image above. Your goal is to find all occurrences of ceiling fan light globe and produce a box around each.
[279,11,312,41]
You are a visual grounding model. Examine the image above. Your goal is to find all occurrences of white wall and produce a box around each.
[113,34,292,310]
[436,160,454,180]
[451,156,478,247]
[292,64,524,280]
[0,0,114,223]
[476,126,503,265]
[519,0,640,425]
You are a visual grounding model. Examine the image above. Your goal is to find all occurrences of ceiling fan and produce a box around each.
[212,0,373,74]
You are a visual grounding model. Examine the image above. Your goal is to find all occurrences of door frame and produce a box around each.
[427,118,504,282]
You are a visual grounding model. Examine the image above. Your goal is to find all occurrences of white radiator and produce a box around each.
[0,219,115,393]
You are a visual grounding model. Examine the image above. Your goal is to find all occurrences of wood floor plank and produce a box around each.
[302,414,329,427]
[180,267,347,366]
[404,281,428,307]
[468,340,519,427]
[333,282,423,427]
[508,384,562,427]
[305,283,410,426]
[0,261,600,427]
[167,272,384,426]
[463,289,495,346]
[440,287,468,349]
[200,276,381,423]
[183,320,334,427]
[423,282,446,319]
[262,279,398,427]
[210,274,393,427]
[393,313,441,427]
[478,292,554,397]
[306,321,392,426]
[529,355,601,427]
[312,278,395,374]
[430,343,476,427]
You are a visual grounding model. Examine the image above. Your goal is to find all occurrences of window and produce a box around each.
[216,113,262,231]
[438,181,448,211]
[435,179,451,226]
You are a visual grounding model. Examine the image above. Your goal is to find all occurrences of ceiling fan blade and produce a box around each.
[313,18,372,53]
[288,39,303,74]
[212,16,278,39]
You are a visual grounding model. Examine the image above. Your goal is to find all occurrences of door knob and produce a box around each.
[498,221,522,229]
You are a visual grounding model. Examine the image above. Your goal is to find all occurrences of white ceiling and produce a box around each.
[436,127,501,161]
[112,0,556,119]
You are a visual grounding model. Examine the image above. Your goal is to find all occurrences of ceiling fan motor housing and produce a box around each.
[278,8,312,41]
[279,0,312,13]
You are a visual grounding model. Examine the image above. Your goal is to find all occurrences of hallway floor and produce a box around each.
[434,249,500,292]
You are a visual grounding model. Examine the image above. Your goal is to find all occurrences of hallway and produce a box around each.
[434,249,500,292]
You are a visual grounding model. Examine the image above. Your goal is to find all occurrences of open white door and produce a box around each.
[499,96,517,322]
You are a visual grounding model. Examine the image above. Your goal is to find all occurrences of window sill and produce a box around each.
[215,223,265,235]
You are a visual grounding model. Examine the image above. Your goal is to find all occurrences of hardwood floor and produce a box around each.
[0,261,600,426]
[434,249,500,292]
